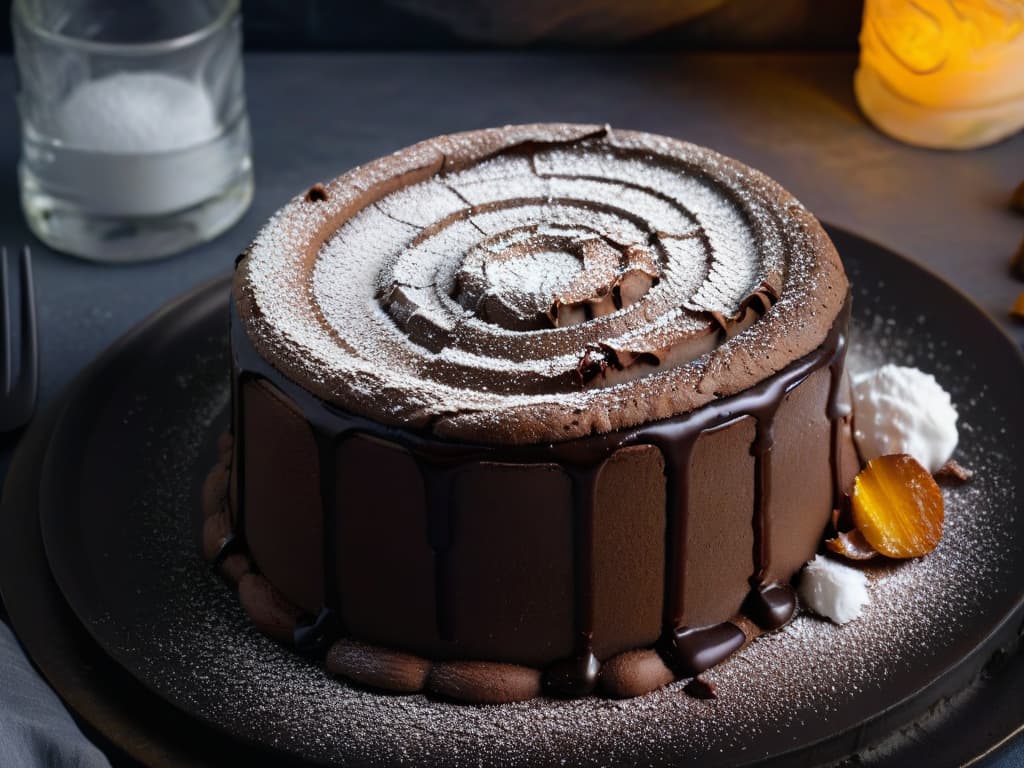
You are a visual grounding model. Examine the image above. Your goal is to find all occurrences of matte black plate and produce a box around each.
[0,279,309,768]
[12,228,1024,766]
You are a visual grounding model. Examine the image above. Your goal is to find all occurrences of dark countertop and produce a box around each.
[0,52,1021,766]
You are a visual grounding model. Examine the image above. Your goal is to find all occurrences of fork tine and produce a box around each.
[18,245,37,408]
[0,247,10,395]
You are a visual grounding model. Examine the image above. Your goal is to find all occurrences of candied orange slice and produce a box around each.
[825,528,878,560]
[850,454,944,559]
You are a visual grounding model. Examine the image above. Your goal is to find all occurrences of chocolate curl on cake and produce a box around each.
[577,281,779,386]
[236,124,846,445]
[576,343,663,385]
[547,240,661,327]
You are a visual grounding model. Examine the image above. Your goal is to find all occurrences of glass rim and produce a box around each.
[12,0,240,54]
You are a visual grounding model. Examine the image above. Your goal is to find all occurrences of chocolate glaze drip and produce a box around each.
[543,464,604,696]
[751,417,777,585]
[828,351,854,511]
[743,583,797,631]
[684,675,718,699]
[420,463,460,641]
[544,650,601,697]
[293,607,340,656]
[229,367,248,550]
[228,294,851,692]
[666,624,747,677]
[316,432,343,626]
[640,430,697,630]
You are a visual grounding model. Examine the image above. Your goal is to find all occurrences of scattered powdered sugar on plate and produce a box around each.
[93,276,1019,767]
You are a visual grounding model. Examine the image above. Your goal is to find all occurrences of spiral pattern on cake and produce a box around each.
[236,124,847,444]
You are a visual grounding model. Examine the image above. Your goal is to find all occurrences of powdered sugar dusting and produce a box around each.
[238,126,844,443]
[109,281,1020,767]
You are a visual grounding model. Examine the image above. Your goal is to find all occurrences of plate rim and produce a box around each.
[24,226,1024,767]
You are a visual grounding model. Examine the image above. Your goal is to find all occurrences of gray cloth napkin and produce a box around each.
[0,620,111,768]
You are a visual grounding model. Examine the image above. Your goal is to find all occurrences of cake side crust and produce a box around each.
[202,441,774,703]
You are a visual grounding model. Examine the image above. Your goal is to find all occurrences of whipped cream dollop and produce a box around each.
[851,364,958,473]
[799,555,869,625]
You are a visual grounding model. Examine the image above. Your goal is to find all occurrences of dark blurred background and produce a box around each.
[2,0,865,50]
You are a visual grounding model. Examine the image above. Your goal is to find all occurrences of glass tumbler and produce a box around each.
[13,0,254,262]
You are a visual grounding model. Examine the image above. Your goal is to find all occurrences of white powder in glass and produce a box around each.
[56,71,219,153]
[47,72,236,217]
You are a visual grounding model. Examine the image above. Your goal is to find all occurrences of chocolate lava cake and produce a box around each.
[202,123,859,703]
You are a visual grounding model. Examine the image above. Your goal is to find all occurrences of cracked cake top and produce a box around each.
[235,123,847,444]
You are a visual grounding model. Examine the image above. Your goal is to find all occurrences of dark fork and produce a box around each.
[0,246,38,432]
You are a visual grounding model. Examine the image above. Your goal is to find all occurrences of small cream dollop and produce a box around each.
[852,364,958,473]
[799,555,869,625]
